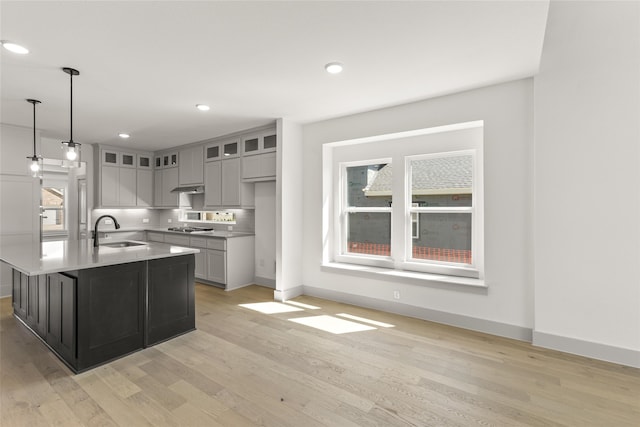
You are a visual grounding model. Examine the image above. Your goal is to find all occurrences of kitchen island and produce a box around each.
[0,239,198,373]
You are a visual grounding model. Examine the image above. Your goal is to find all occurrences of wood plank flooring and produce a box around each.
[1,283,639,426]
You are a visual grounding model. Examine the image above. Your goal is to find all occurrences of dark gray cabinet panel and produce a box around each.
[12,254,195,373]
[46,273,76,365]
[26,274,46,337]
[147,255,195,346]
[12,269,27,320]
[76,262,145,371]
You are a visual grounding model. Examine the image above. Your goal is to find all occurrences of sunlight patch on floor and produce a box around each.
[336,313,395,328]
[283,300,321,310]
[289,315,377,334]
[239,302,304,314]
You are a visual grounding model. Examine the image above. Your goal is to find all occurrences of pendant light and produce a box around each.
[61,67,80,167]
[26,99,43,178]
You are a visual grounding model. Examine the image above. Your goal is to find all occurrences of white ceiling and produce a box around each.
[1,1,549,152]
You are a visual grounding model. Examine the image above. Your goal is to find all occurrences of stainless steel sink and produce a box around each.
[100,241,148,248]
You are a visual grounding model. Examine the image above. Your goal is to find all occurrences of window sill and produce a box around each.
[321,262,487,289]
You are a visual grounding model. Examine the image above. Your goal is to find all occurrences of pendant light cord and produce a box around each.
[69,70,73,143]
[32,100,37,155]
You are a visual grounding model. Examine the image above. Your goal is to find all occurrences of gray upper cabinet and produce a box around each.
[178,146,204,185]
[241,130,276,156]
[96,146,152,208]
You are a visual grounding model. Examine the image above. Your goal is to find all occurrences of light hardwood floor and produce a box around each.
[1,283,639,426]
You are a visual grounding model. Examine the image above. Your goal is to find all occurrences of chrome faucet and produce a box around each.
[93,215,121,247]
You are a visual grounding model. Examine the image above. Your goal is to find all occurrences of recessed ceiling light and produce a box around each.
[196,104,210,111]
[325,62,343,74]
[118,133,130,139]
[1,41,29,54]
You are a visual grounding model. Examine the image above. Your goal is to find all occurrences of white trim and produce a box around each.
[325,122,484,280]
[303,283,531,342]
[324,120,484,148]
[321,262,486,288]
[533,331,640,368]
[273,286,303,302]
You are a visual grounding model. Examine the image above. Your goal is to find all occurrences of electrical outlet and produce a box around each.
[393,290,400,300]
[104,219,113,225]
[259,259,265,267]
[227,225,233,231]
[168,218,172,223]
[142,218,149,223]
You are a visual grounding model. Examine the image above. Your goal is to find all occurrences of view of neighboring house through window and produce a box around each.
[329,121,483,279]
[344,162,392,257]
[42,186,65,232]
[408,153,473,265]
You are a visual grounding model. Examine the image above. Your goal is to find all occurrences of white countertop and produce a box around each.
[0,239,199,276]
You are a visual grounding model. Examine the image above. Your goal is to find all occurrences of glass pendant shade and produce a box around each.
[62,140,81,167]
[26,99,43,178]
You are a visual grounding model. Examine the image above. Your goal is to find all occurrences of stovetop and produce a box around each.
[167,226,214,233]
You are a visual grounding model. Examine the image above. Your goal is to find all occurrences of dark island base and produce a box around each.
[12,254,195,373]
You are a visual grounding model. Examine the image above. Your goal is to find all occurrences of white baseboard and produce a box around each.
[273,286,303,302]
[302,285,532,342]
[254,276,275,289]
[533,331,640,368]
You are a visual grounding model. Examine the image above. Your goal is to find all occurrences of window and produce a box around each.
[327,121,483,280]
[340,161,392,265]
[407,152,474,268]
[41,186,66,232]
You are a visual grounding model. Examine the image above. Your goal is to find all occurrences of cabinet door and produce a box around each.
[119,167,137,207]
[76,262,145,371]
[179,146,204,185]
[138,154,152,169]
[222,140,239,158]
[101,149,119,166]
[204,161,222,207]
[162,167,179,207]
[101,165,119,206]
[46,273,76,366]
[206,249,226,284]
[137,169,153,207]
[205,142,221,162]
[12,269,27,320]
[262,132,277,152]
[242,152,276,180]
[120,152,136,168]
[242,135,260,155]
[147,255,195,346]
[221,158,241,206]
[194,250,206,279]
[154,170,163,207]
[26,274,46,335]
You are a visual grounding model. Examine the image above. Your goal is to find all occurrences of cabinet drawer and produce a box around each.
[189,237,208,248]
[147,232,165,242]
[206,238,226,251]
[164,234,190,246]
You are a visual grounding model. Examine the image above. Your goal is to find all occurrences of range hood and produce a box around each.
[170,185,204,194]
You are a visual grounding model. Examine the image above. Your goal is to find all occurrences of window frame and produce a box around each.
[335,158,394,268]
[401,150,480,278]
[325,121,484,281]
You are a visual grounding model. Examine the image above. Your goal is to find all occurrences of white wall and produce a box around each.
[302,79,534,337]
[254,181,276,285]
[275,119,304,300]
[533,1,640,366]
[0,125,42,297]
